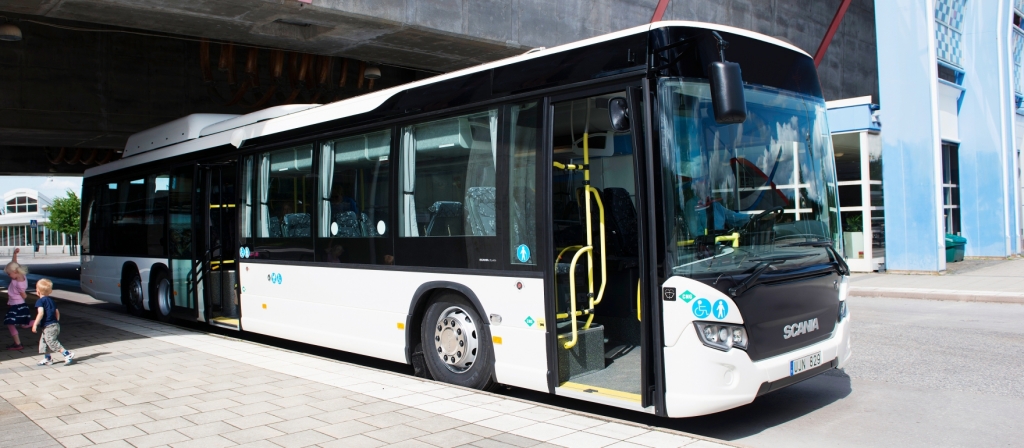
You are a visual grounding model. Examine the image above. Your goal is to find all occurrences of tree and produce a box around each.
[45,190,81,255]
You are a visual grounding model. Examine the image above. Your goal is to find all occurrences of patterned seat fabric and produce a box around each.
[333,211,362,238]
[464,187,496,236]
[283,213,311,237]
[360,213,379,237]
[268,216,282,238]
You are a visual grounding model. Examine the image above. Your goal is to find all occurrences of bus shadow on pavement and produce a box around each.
[661,369,853,440]
[500,367,852,441]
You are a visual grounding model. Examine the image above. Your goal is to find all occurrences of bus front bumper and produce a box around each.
[662,314,851,418]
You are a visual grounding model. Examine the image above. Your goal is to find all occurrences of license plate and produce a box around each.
[790,352,821,376]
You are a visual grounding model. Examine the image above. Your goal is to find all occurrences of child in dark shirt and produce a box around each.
[31,279,74,366]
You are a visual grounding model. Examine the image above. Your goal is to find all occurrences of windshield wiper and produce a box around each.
[784,240,850,276]
[727,253,814,297]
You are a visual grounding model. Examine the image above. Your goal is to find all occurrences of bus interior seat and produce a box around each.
[283,213,311,237]
[360,213,378,236]
[333,212,362,237]
[603,187,639,258]
[464,187,496,236]
[268,216,282,238]
[426,201,463,236]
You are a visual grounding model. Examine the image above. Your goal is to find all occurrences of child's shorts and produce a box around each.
[3,303,32,326]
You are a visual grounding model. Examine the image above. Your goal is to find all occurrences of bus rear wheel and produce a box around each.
[122,271,146,317]
[420,293,496,390]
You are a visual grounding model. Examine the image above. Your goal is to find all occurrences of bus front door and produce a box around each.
[199,161,241,330]
[548,90,648,409]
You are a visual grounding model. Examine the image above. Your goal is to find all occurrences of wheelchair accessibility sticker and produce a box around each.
[692,298,711,319]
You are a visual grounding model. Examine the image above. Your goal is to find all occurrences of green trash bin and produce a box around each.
[945,234,966,263]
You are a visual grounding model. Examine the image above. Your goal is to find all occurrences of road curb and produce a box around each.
[850,287,1024,304]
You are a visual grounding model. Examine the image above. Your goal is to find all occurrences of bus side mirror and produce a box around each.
[608,97,630,132]
[708,61,747,124]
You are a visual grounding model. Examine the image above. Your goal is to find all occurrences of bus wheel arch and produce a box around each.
[120,262,145,316]
[407,283,496,390]
[148,264,173,322]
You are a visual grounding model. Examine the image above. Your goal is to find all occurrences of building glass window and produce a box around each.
[833,131,884,266]
[942,142,961,235]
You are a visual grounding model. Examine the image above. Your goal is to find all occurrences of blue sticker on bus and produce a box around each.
[516,244,531,263]
[713,299,729,319]
[692,298,711,319]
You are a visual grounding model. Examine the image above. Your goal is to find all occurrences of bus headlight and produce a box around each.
[838,300,848,322]
[694,322,747,351]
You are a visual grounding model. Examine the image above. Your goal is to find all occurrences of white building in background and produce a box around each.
[0,188,77,251]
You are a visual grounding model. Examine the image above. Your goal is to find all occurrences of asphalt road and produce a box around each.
[33,263,1024,447]
[503,297,1024,447]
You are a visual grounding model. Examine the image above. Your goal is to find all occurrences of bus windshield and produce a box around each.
[658,78,840,277]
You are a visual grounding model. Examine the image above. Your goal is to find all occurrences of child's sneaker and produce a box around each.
[37,357,52,366]
[7,344,23,351]
[63,352,75,366]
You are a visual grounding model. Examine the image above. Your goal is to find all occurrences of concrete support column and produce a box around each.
[875,0,946,272]
[958,1,1019,257]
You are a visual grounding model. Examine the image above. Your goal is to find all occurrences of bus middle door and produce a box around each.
[199,161,241,330]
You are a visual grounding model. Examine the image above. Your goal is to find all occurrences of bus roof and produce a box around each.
[87,21,810,178]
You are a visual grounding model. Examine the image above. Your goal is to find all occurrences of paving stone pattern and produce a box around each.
[0,302,734,448]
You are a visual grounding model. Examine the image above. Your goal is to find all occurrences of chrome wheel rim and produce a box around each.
[129,277,144,311]
[157,278,172,316]
[433,306,479,373]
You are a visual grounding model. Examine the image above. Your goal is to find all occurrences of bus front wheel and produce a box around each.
[420,293,496,391]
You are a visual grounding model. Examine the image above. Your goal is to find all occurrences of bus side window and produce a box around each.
[508,102,541,265]
[256,145,314,239]
[319,130,391,240]
[399,109,498,238]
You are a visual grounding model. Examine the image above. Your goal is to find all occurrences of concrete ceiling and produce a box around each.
[1,0,531,73]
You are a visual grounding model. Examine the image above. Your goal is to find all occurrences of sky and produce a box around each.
[0,175,82,200]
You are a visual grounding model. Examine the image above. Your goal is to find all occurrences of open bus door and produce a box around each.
[198,160,241,330]
[546,86,659,412]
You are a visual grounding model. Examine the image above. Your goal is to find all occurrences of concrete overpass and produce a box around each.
[0,0,878,175]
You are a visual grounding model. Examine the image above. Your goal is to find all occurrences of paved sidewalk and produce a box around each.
[0,299,735,448]
[849,257,1024,303]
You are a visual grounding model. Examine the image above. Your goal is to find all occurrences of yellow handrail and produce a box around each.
[556,129,610,345]
[581,184,607,331]
[553,245,583,317]
[563,246,592,349]
[716,232,741,248]
[676,232,740,248]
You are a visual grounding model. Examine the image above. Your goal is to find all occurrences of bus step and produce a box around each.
[210,317,240,330]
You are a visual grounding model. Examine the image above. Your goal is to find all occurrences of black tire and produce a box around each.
[122,270,146,317]
[149,269,174,323]
[420,293,496,390]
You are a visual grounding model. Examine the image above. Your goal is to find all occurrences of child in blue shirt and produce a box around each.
[31,279,74,366]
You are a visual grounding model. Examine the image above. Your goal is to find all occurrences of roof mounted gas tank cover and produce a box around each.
[199,104,321,138]
[124,114,239,157]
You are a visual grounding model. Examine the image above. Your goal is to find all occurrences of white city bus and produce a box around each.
[80,21,851,417]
